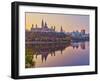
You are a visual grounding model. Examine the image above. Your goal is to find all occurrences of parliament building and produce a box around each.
[26,20,71,42]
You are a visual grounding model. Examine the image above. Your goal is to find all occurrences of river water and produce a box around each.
[25,41,89,68]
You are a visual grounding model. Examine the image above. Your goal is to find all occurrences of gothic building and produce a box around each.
[31,19,62,33]
[26,20,69,42]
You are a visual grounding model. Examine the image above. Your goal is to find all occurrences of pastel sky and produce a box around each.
[25,12,89,33]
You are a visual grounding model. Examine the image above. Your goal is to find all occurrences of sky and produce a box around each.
[25,12,89,33]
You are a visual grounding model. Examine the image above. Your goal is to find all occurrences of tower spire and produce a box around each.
[41,19,44,28]
[60,26,63,32]
[45,22,47,28]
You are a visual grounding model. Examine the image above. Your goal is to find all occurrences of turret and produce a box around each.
[31,24,34,30]
[35,24,37,28]
[32,24,34,28]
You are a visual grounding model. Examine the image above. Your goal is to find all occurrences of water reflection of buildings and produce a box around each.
[25,42,86,68]
[71,42,86,49]
[26,42,70,62]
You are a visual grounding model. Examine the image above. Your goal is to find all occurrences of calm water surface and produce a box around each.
[25,41,89,68]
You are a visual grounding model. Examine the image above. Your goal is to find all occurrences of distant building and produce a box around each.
[81,29,85,35]
[70,30,89,41]
[71,30,81,38]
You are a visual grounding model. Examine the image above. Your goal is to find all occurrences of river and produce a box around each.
[25,41,89,68]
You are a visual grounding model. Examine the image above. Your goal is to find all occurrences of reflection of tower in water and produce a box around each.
[25,41,87,68]
[34,43,68,62]
[80,42,85,49]
[41,52,49,62]
[25,42,70,66]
